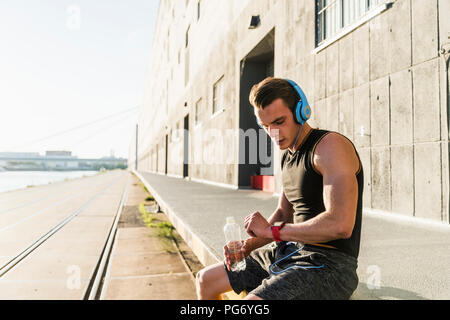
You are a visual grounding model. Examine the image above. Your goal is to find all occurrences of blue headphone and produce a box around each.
[286,79,311,125]
[256,79,311,128]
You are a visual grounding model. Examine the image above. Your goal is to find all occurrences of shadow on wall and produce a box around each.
[351,283,427,300]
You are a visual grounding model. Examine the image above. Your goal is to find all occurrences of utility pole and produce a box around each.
[135,124,138,170]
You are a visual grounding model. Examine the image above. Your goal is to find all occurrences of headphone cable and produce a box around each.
[290,124,304,153]
[269,244,325,275]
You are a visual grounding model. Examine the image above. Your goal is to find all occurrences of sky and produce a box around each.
[0,0,159,159]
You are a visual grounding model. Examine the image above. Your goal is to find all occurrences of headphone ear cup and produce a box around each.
[294,102,311,125]
[286,79,311,125]
[301,105,311,122]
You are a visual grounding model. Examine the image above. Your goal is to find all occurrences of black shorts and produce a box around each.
[224,241,358,300]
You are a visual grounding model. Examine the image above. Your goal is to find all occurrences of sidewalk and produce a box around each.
[100,172,200,300]
[134,170,450,300]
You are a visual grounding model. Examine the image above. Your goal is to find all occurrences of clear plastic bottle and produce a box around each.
[223,217,246,271]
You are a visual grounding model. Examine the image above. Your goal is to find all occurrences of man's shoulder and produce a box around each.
[315,131,355,153]
[313,131,360,174]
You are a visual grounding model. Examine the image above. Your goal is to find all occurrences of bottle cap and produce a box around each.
[226,217,235,224]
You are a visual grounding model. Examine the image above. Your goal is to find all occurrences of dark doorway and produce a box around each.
[238,30,275,189]
[183,114,189,178]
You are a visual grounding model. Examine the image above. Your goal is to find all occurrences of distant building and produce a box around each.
[0,151,127,171]
[45,151,73,157]
[0,152,40,158]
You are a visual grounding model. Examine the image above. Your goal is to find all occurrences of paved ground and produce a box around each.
[100,173,199,300]
[0,170,127,299]
[135,170,450,300]
[0,170,201,300]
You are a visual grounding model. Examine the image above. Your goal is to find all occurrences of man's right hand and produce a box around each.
[223,237,272,271]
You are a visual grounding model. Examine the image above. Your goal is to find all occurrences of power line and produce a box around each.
[3,106,140,151]
[69,111,137,148]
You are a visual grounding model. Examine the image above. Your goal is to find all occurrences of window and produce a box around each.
[197,0,201,21]
[316,0,388,46]
[212,76,225,115]
[185,25,190,48]
[195,98,202,126]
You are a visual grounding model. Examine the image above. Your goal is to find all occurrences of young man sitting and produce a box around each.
[196,77,363,300]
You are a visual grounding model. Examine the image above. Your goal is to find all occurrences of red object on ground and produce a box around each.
[251,175,274,192]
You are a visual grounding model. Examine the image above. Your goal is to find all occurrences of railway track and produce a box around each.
[82,175,129,300]
[0,171,129,300]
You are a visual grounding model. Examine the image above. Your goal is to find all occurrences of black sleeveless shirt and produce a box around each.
[281,129,363,258]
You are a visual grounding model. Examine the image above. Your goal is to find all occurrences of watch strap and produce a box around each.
[271,226,281,242]
[271,222,285,242]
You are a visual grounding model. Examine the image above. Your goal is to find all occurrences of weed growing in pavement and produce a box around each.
[139,201,154,225]
[137,181,150,194]
[139,201,176,253]
[155,221,175,239]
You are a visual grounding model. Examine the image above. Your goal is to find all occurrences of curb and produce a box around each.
[132,170,220,267]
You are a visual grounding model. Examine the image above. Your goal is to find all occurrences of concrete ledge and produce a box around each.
[133,170,220,267]
[363,208,450,231]
[131,170,450,300]
[133,170,247,299]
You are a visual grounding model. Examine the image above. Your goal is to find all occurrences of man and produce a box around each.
[196,77,363,300]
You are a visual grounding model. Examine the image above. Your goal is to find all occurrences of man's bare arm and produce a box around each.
[269,190,294,224]
[243,191,294,250]
[275,133,360,243]
[225,191,293,269]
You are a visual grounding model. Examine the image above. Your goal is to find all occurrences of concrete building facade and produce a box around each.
[130,0,450,224]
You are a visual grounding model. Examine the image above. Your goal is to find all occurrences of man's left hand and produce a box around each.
[244,211,272,239]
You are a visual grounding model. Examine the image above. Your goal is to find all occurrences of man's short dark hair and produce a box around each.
[249,77,299,111]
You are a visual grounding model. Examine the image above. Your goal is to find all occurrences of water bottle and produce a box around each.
[223,217,246,271]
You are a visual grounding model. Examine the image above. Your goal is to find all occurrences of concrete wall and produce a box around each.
[307,0,449,223]
[132,0,449,223]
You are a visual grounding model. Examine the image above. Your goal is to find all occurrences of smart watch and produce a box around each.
[271,221,286,242]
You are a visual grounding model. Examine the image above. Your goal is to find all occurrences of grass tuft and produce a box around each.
[138,201,176,253]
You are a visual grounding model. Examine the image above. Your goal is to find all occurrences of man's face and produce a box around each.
[254,98,298,150]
